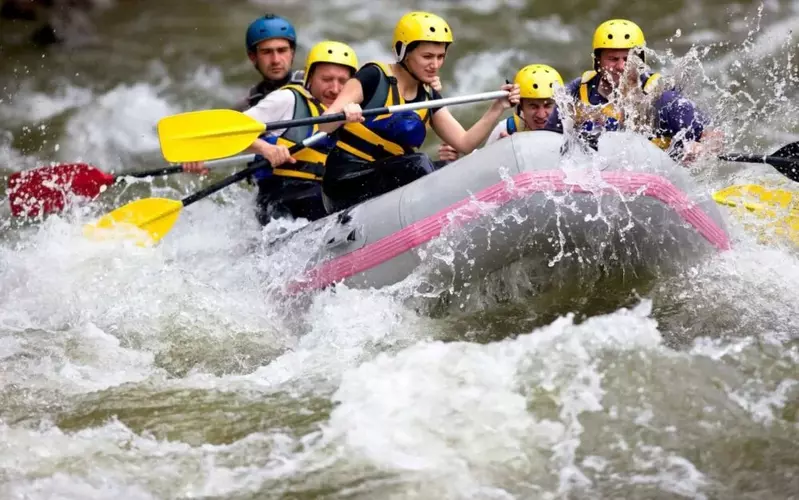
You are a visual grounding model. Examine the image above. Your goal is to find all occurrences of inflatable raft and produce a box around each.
[271,130,730,296]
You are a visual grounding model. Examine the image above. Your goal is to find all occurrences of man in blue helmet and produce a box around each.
[235,13,305,111]
[184,13,304,173]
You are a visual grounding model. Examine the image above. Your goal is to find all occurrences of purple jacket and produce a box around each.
[545,72,708,146]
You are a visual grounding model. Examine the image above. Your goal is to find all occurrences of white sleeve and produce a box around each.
[485,120,508,146]
[243,89,296,137]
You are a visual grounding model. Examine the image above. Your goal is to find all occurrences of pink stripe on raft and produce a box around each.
[286,170,730,294]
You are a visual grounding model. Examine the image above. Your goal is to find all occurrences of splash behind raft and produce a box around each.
[272,131,730,296]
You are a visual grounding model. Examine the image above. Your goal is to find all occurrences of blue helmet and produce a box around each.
[245,14,297,52]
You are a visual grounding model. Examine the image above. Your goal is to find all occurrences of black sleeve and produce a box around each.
[428,87,444,115]
[354,64,383,106]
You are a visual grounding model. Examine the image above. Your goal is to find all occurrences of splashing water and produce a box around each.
[1,1,798,498]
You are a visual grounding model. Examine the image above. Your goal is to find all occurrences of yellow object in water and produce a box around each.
[712,184,799,246]
[83,197,184,247]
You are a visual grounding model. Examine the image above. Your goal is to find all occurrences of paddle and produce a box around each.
[717,141,799,182]
[712,183,798,244]
[712,183,796,213]
[82,132,329,246]
[7,154,255,218]
[712,142,799,243]
[156,90,510,163]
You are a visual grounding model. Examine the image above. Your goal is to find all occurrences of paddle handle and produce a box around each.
[718,154,771,163]
[123,154,258,179]
[718,154,799,182]
[180,132,328,208]
[263,90,509,131]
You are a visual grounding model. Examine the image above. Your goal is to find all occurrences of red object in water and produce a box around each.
[7,163,115,217]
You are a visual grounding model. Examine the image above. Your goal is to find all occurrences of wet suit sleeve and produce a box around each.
[427,88,443,115]
[654,90,708,144]
[354,64,383,106]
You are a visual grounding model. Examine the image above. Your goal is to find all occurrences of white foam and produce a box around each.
[449,49,524,97]
[63,82,179,168]
[0,419,306,499]
[318,301,667,496]
[524,15,578,43]
[0,82,94,124]
[627,446,710,499]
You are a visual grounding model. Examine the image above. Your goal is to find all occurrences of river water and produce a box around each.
[1,0,798,498]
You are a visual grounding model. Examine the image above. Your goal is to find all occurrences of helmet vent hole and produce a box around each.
[533,83,539,89]
[624,34,630,39]
[608,34,613,39]
[430,27,436,32]
[327,49,333,54]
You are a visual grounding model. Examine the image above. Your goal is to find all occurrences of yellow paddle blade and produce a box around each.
[156,109,266,163]
[712,183,796,213]
[713,184,799,245]
[82,197,184,247]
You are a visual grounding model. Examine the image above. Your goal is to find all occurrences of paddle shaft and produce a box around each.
[121,154,257,179]
[180,132,328,208]
[718,154,799,182]
[262,90,509,131]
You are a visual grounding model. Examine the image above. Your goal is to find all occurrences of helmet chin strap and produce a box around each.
[395,42,425,84]
[398,59,424,84]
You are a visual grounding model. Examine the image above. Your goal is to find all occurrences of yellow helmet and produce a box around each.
[304,40,359,81]
[392,11,453,61]
[591,19,646,70]
[514,64,563,99]
[592,19,646,51]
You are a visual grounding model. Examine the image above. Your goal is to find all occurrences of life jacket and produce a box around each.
[505,114,526,135]
[239,70,305,110]
[253,84,331,182]
[575,70,671,150]
[333,62,433,163]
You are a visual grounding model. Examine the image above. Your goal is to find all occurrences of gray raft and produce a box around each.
[275,130,730,295]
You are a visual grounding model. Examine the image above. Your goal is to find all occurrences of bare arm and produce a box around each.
[430,83,519,154]
[318,78,365,134]
[246,138,296,166]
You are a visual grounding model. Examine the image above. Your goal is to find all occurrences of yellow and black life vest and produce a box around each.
[575,70,671,150]
[269,84,329,181]
[333,62,434,163]
[505,114,526,135]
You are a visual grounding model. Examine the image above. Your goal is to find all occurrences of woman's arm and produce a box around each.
[430,82,519,154]
[317,78,365,134]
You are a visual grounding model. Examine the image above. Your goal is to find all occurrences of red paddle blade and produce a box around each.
[7,163,116,218]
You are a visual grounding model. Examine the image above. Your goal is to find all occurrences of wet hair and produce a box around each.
[396,40,450,60]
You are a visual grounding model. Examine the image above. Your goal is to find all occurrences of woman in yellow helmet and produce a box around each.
[316,11,520,213]
[545,19,721,160]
